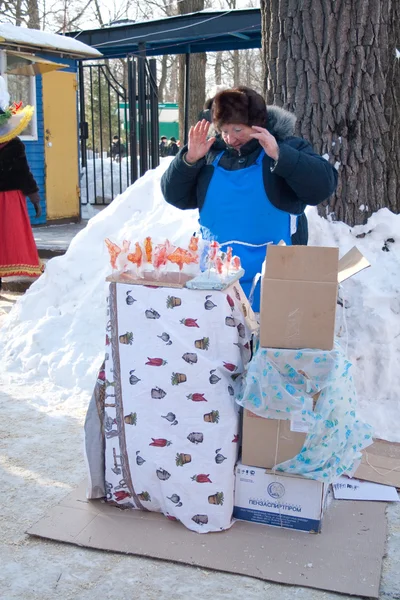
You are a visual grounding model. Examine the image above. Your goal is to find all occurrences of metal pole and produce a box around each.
[128,56,138,184]
[149,58,159,170]
[78,61,87,169]
[89,67,97,205]
[98,66,105,203]
[138,43,148,176]
[184,52,190,145]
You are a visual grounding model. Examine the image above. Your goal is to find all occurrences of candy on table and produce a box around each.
[167,247,199,271]
[215,256,224,275]
[144,236,153,263]
[105,238,122,270]
[226,246,233,273]
[116,240,132,272]
[209,240,220,261]
[153,239,175,270]
[127,242,143,268]
[232,256,241,271]
[189,234,199,253]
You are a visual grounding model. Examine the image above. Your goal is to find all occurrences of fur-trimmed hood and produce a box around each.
[266,105,296,141]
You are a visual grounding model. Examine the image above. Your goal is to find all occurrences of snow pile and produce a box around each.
[0,160,197,392]
[0,159,399,441]
[307,207,400,441]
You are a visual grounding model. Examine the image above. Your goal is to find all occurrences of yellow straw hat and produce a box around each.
[0,102,34,144]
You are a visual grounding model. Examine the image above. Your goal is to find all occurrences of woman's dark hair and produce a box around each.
[212,86,267,130]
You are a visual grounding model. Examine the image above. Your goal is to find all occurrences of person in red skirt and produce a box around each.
[0,76,42,290]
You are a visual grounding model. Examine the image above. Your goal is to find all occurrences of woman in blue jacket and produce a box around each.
[161,87,337,311]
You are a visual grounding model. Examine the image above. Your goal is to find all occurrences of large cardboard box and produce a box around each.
[242,410,307,469]
[233,462,329,532]
[260,245,370,350]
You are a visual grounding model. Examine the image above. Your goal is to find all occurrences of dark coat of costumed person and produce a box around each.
[0,76,42,289]
[161,86,338,311]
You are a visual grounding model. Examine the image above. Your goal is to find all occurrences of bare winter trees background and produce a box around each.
[1,0,399,225]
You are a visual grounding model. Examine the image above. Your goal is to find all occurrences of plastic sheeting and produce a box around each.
[237,345,373,482]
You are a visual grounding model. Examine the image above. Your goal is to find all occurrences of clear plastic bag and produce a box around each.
[237,344,373,482]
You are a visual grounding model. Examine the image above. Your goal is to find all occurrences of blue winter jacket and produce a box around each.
[161,106,338,245]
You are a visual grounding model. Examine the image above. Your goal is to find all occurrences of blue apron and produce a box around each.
[199,150,293,312]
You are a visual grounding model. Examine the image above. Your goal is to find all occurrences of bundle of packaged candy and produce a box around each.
[104,234,244,289]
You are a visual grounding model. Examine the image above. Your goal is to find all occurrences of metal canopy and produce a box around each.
[68,9,261,58]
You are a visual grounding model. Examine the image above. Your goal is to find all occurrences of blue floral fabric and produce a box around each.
[237,345,373,482]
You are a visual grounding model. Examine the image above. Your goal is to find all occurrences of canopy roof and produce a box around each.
[69,9,261,58]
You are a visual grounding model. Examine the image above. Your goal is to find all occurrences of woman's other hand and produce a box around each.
[186,119,216,164]
[29,192,42,218]
[250,126,280,161]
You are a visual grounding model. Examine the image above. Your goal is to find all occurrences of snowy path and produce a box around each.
[1,376,399,600]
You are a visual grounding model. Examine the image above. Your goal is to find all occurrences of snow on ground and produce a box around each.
[1,374,399,600]
[1,159,399,441]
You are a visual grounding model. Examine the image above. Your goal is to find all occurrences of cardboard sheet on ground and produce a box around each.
[28,481,387,598]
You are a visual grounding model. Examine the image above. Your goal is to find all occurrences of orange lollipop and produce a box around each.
[127,242,143,268]
[105,238,121,269]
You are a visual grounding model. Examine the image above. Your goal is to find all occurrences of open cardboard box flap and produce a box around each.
[338,246,371,283]
[264,245,370,284]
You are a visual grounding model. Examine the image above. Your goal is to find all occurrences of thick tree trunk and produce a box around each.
[260,0,400,226]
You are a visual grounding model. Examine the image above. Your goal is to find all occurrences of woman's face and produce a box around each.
[219,123,254,150]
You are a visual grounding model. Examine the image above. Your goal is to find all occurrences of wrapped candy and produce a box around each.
[144,236,153,263]
[127,242,143,270]
[168,247,199,271]
[189,235,199,253]
[153,240,175,270]
[105,238,121,270]
[232,256,241,271]
[116,240,131,273]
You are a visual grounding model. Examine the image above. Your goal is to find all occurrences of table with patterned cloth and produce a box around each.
[85,280,253,533]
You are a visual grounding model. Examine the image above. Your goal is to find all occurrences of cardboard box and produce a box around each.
[233,462,329,532]
[260,245,370,350]
[242,410,307,469]
[355,439,400,489]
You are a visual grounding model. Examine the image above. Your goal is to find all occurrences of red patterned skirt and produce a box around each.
[0,190,43,278]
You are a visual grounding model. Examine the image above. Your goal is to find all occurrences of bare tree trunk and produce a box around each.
[215,52,223,85]
[178,54,186,142]
[27,0,40,28]
[178,0,206,142]
[158,54,169,103]
[166,56,179,103]
[15,0,23,26]
[260,0,400,226]
[233,49,240,87]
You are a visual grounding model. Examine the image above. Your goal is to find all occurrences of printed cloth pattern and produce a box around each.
[237,346,373,482]
[102,282,251,533]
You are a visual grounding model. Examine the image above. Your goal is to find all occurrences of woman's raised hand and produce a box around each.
[186,119,216,164]
[250,126,280,161]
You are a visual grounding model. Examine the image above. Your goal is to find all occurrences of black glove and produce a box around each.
[29,192,42,218]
